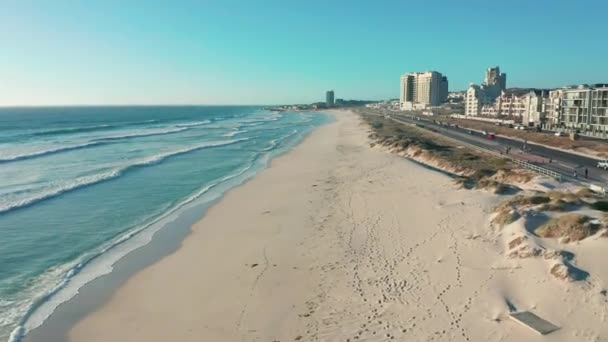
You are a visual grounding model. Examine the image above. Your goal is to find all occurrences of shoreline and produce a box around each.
[21,111,330,342]
[67,109,491,341]
[25,109,608,341]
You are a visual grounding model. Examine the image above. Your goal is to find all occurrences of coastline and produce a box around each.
[25,109,608,342]
[65,109,491,341]
[20,111,329,342]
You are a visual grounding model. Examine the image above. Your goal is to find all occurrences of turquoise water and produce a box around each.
[0,106,328,341]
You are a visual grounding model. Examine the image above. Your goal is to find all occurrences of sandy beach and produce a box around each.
[67,110,608,342]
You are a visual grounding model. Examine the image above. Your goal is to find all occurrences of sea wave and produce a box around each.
[9,162,257,342]
[241,122,265,127]
[94,126,189,142]
[175,120,211,127]
[0,138,250,214]
[0,127,190,163]
[222,129,245,137]
[31,124,116,137]
[0,142,105,163]
[260,129,298,152]
[239,113,284,125]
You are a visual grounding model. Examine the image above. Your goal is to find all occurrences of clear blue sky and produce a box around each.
[2,0,608,106]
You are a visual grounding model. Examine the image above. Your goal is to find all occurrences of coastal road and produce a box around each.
[374,111,608,185]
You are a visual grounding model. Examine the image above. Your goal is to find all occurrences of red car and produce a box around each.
[486,133,496,139]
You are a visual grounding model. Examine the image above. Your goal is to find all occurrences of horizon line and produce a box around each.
[0,104,284,108]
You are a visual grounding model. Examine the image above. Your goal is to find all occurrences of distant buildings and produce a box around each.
[484,66,507,91]
[392,64,608,132]
[400,71,448,110]
[366,99,400,111]
[465,66,506,116]
[447,91,465,104]
[545,84,608,131]
[464,66,608,131]
[326,90,335,108]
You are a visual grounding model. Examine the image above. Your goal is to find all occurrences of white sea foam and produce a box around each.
[175,120,211,127]
[0,126,190,163]
[94,126,188,141]
[260,130,298,152]
[0,142,103,163]
[0,138,250,214]
[239,112,283,125]
[222,129,245,137]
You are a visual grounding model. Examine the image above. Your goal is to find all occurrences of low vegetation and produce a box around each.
[360,111,530,193]
[492,209,521,227]
[359,110,607,246]
[536,214,600,243]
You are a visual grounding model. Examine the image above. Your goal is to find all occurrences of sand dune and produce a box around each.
[68,110,608,342]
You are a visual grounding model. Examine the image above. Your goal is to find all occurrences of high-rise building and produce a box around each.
[440,76,449,104]
[326,90,335,107]
[465,66,507,116]
[483,66,507,91]
[399,71,447,109]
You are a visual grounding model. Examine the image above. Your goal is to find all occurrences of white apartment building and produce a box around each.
[467,87,547,126]
[465,66,506,117]
[520,91,546,126]
[400,71,448,110]
[547,84,608,131]
[465,84,500,116]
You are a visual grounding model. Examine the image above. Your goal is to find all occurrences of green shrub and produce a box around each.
[371,121,383,129]
[591,201,608,212]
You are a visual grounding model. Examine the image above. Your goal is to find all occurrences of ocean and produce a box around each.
[0,106,328,341]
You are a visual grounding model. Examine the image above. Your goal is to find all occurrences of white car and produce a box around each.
[598,160,608,170]
[554,131,565,137]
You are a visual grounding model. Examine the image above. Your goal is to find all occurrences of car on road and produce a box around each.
[482,130,488,135]
[598,160,608,170]
[487,133,496,140]
[554,131,566,137]
[467,130,473,135]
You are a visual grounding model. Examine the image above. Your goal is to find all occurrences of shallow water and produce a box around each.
[0,106,327,341]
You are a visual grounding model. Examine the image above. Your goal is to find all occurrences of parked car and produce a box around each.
[482,130,488,135]
[508,124,514,128]
[487,133,496,140]
[467,130,473,135]
[598,160,608,170]
[554,131,566,137]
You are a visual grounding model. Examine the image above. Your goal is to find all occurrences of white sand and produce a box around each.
[69,110,608,342]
